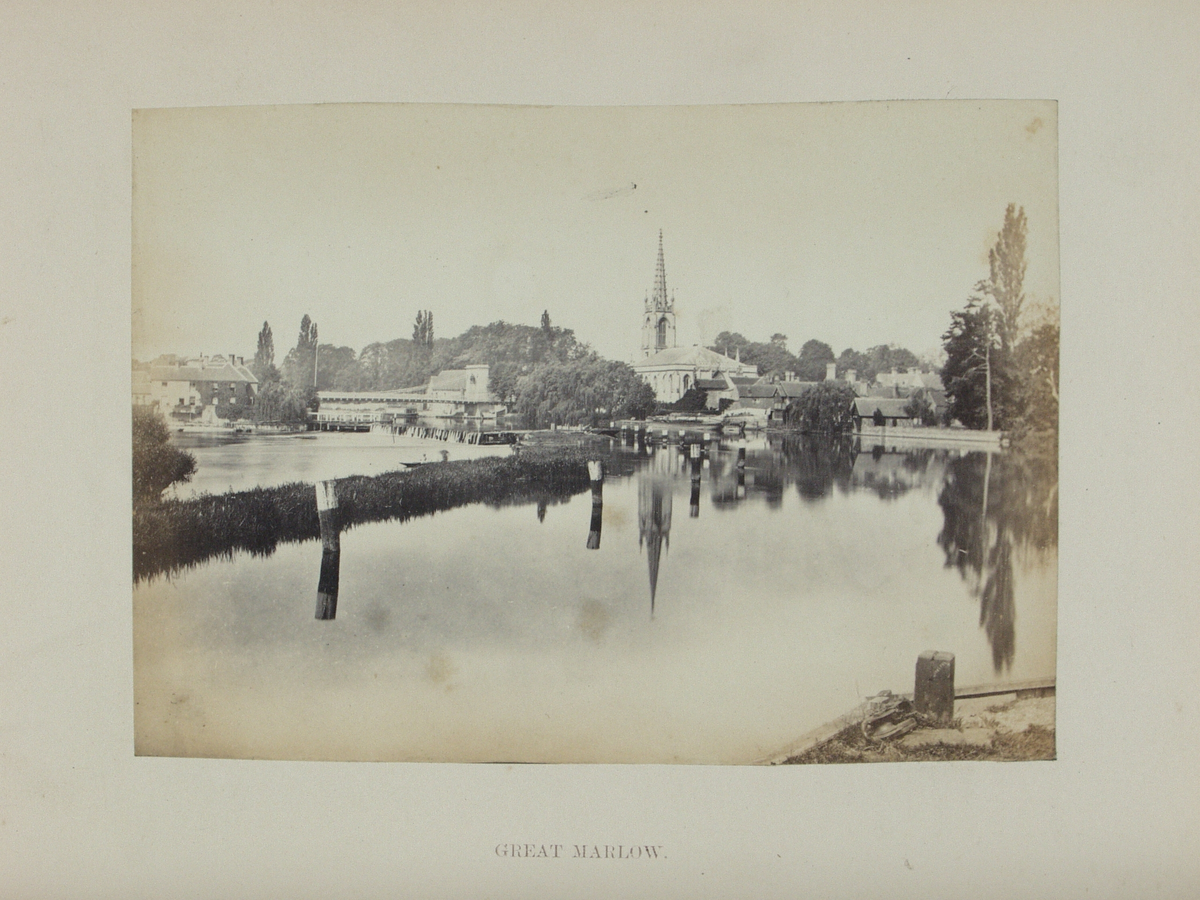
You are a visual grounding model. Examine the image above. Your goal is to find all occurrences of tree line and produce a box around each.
[239,309,655,429]
[708,332,927,384]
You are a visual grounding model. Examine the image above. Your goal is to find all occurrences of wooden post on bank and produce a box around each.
[914,650,955,725]
[315,480,341,620]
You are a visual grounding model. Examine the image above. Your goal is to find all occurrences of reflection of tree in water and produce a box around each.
[937,450,1058,672]
[772,435,857,501]
[851,445,942,500]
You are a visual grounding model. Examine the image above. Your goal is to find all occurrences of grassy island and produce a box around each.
[133,449,592,582]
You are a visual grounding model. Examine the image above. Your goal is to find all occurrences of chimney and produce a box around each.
[846,369,857,384]
[825,362,837,382]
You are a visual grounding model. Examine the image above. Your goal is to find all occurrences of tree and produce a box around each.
[284,315,320,392]
[253,321,276,381]
[977,204,1028,353]
[904,388,938,426]
[837,344,922,384]
[708,331,798,377]
[942,206,1031,431]
[297,315,318,352]
[784,381,857,433]
[314,344,357,390]
[1015,320,1059,436]
[941,299,1021,430]
[666,387,708,414]
[132,407,197,502]
[413,310,434,348]
[711,331,751,359]
[512,354,655,428]
[541,310,552,334]
[796,339,836,381]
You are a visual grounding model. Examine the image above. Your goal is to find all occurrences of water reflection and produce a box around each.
[638,450,675,615]
[316,548,340,619]
[136,433,1058,760]
[936,449,1058,672]
[587,477,603,550]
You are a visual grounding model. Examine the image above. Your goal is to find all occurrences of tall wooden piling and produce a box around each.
[315,480,341,620]
[316,480,339,552]
[914,651,956,725]
[587,460,603,549]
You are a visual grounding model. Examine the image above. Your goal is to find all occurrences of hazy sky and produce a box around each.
[132,101,1057,365]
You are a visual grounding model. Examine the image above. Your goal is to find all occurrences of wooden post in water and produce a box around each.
[316,480,339,552]
[737,445,746,469]
[587,460,603,549]
[914,651,955,725]
[315,480,341,620]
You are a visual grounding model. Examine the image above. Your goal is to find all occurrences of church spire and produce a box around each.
[652,230,670,312]
[639,229,677,358]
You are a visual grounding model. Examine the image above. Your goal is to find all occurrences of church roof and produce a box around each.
[633,345,752,371]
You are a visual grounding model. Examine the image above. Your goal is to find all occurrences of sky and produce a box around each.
[132,101,1058,366]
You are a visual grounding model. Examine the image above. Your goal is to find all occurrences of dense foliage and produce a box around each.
[512,355,656,428]
[664,387,708,414]
[711,331,924,382]
[903,389,939,426]
[132,407,197,503]
[784,381,857,433]
[941,205,1057,436]
[835,344,922,384]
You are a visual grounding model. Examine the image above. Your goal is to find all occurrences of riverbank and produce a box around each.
[133,447,591,582]
[773,689,1055,764]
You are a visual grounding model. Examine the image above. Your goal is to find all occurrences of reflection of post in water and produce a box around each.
[638,455,673,617]
[689,453,702,518]
[586,460,603,550]
[537,499,547,522]
[315,480,342,620]
[691,441,705,518]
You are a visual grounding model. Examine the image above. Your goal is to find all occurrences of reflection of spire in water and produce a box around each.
[638,466,673,616]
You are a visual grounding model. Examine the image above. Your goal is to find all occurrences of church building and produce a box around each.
[631,231,757,403]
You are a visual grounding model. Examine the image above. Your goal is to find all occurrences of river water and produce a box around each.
[165,430,511,498]
[134,432,1057,763]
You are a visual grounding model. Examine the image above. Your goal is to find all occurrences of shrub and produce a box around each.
[132,407,197,503]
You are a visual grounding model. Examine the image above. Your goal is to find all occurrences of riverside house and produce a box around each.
[141,355,258,420]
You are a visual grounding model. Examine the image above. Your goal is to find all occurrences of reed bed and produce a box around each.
[133,449,592,583]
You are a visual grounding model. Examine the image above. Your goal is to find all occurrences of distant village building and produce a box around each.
[139,354,258,419]
[315,364,505,427]
[631,231,756,403]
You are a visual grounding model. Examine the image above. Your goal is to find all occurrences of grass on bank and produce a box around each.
[782,723,1055,764]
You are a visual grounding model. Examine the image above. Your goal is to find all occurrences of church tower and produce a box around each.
[640,230,677,358]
